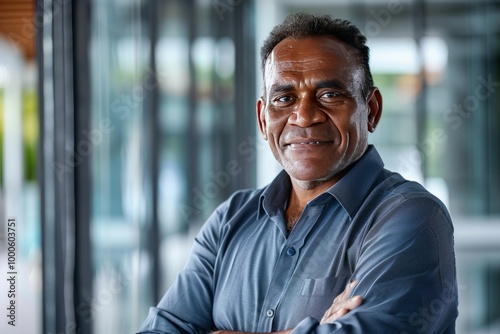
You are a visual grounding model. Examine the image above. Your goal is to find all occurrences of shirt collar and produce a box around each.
[258,169,292,220]
[326,145,385,218]
[258,145,385,220]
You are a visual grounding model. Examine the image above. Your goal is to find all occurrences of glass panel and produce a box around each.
[156,0,193,290]
[0,41,41,333]
[89,0,153,332]
[423,1,500,332]
[157,0,256,294]
[87,0,256,330]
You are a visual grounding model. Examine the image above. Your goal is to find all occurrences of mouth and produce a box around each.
[284,140,333,148]
[289,141,322,147]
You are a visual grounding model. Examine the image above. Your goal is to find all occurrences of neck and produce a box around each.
[289,178,335,209]
[288,156,358,207]
[284,177,336,235]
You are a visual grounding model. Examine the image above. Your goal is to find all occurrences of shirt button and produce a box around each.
[266,309,274,317]
[286,247,296,256]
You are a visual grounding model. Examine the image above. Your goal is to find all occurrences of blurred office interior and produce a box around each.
[0,0,499,333]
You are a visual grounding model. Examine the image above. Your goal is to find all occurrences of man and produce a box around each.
[138,13,458,333]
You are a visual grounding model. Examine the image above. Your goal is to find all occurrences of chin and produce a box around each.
[288,169,338,187]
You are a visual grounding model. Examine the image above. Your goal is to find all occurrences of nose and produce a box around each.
[288,96,327,127]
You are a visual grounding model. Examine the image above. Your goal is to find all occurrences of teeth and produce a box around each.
[290,142,321,147]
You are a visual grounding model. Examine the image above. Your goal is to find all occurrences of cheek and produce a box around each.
[331,113,353,138]
[344,106,366,131]
[266,113,288,142]
[346,110,369,147]
[332,109,366,147]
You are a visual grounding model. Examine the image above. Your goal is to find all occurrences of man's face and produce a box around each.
[257,36,381,187]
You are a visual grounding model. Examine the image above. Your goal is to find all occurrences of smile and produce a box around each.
[284,140,333,149]
[289,141,323,147]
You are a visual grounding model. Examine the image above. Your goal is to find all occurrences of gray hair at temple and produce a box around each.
[260,12,374,98]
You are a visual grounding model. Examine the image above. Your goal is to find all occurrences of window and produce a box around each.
[33,1,500,333]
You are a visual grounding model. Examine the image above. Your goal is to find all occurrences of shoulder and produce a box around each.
[370,169,449,218]
[192,186,267,251]
[211,187,265,226]
[193,187,265,249]
[358,169,453,242]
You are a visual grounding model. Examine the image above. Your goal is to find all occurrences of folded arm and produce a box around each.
[138,195,458,334]
[136,206,224,334]
[212,281,363,334]
[291,196,458,334]
[214,197,458,334]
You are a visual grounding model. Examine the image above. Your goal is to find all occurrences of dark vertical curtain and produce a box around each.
[38,0,92,333]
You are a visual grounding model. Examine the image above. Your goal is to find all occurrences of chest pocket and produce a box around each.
[286,276,349,322]
[300,276,348,296]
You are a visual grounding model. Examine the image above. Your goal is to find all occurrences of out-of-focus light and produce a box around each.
[422,36,448,74]
[156,37,189,95]
[369,38,420,74]
[368,37,448,75]
[215,37,235,80]
[0,64,10,87]
[192,37,215,70]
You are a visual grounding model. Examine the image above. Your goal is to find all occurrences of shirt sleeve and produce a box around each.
[136,205,224,334]
[292,195,459,334]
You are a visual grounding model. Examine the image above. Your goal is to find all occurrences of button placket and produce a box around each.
[258,206,326,331]
[258,241,300,330]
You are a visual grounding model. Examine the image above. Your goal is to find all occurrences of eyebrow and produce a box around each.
[316,80,347,90]
[269,84,295,95]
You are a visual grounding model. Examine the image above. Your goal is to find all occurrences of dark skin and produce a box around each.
[214,36,382,334]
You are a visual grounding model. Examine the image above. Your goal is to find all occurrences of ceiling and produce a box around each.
[0,0,35,60]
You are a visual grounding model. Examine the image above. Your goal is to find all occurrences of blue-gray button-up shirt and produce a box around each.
[138,146,458,333]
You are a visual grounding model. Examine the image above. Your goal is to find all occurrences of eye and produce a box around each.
[273,95,295,104]
[320,91,341,99]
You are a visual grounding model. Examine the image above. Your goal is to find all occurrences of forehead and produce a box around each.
[264,36,362,86]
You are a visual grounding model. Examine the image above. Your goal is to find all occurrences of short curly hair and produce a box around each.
[260,12,374,97]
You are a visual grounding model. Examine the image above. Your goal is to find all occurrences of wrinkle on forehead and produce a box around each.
[266,36,356,68]
[263,36,364,97]
[289,38,351,53]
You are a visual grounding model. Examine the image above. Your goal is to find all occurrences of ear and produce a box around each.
[366,87,383,133]
[256,97,268,140]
